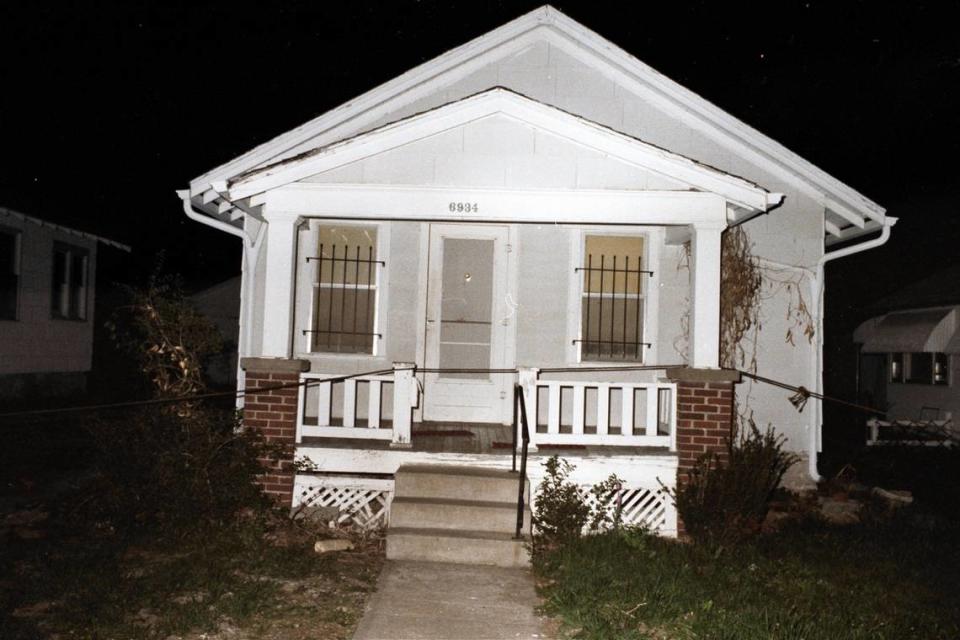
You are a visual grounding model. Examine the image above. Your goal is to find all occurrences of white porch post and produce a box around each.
[689,222,725,369]
[391,363,417,449]
[261,211,299,358]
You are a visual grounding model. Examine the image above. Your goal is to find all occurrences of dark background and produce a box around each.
[1,1,958,443]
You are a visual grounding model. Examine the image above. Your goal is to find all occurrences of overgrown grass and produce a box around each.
[535,514,960,639]
[0,514,383,639]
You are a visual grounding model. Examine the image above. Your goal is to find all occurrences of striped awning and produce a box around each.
[855,308,959,353]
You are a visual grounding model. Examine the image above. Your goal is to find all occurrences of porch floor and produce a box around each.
[299,421,674,457]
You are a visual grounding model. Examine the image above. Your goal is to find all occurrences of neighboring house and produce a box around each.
[0,206,129,402]
[188,275,241,388]
[179,7,889,557]
[854,266,960,445]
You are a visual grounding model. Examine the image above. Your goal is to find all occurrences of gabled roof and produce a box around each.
[187,5,883,241]
[0,206,131,252]
[227,88,781,212]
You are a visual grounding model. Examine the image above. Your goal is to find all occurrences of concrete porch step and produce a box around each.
[390,496,531,534]
[386,527,530,568]
[394,464,529,503]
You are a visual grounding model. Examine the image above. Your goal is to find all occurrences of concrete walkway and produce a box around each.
[352,560,551,640]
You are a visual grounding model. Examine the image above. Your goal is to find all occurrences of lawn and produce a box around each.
[0,414,384,640]
[535,490,960,639]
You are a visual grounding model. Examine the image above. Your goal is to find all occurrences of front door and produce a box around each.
[423,224,512,423]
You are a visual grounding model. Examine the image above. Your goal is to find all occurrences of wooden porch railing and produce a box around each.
[518,368,676,450]
[296,363,417,448]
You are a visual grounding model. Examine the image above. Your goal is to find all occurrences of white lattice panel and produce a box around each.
[294,476,394,530]
[580,485,673,533]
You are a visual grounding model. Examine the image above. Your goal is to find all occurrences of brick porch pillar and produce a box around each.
[665,367,741,536]
[240,357,310,506]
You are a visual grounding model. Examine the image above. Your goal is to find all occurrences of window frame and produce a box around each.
[891,351,951,387]
[51,242,90,322]
[569,227,659,365]
[0,226,21,321]
[298,220,389,358]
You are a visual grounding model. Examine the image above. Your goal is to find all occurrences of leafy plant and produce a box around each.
[674,422,798,546]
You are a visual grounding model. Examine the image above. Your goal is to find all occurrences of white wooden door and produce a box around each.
[423,224,512,423]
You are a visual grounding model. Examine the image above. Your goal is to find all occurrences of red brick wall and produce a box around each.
[675,380,735,482]
[242,368,300,506]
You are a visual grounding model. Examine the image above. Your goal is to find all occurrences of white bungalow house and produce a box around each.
[179,7,890,562]
[0,206,130,402]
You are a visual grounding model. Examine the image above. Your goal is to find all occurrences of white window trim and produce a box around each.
[51,243,89,322]
[295,220,390,359]
[566,226,661,366]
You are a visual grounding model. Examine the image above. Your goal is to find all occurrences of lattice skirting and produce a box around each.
[293,475,394,530]
[293,473,676,536]
[578,485,675,535]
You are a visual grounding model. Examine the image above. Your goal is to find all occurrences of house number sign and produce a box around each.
[448,202,479,213]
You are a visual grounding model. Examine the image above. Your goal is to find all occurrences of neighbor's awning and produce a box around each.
[854,308,959,353]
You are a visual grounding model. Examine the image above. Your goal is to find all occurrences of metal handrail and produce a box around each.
[514,384,531,540]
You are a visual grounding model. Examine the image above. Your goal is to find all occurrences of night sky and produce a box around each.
[1,0,958,302]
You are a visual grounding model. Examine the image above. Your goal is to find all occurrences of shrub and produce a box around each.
[531,456,633,559]
[674,422,798,546]
[73,269,272,536]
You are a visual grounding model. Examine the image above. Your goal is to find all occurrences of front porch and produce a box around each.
[290,365,690,538]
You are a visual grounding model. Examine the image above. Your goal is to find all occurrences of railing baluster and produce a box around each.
[572,384,585,435]
[318,381,332,427]
[621,385,634,437]
[645,386,658,437]
[368,380,382,429]
[597,383,610,435]
[343,379,357,428]
[547,383,561,435]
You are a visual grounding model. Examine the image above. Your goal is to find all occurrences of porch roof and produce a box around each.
[226,88,782,215]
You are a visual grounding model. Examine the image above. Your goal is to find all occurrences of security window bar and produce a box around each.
[575,235,651,361]
[51,244,88,321]
[304,226,383,354]
[0,228,20,320]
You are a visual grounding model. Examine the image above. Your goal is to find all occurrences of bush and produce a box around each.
[674,422,798,546]
[531,456,633,560]
[74,268,272,536]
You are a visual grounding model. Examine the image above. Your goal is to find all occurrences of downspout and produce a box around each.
[177,190,266,392]
[810,216,897,481]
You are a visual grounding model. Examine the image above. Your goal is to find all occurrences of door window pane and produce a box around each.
[439,238,494,379]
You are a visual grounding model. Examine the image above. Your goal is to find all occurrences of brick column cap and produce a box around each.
[665,367,741,384]
[240,357,310,373]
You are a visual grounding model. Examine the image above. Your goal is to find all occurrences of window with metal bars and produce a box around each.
[576,234,649,361]
[306,225,382,354]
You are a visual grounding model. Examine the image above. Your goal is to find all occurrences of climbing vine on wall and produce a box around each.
[677,226,815,373]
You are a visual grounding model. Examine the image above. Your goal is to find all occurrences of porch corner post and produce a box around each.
[241,356,310,507]
[665,367,740,537]
[390,362,417,449]
[261,210,300,358]
[517,367,539,452]
[689,222,725,369]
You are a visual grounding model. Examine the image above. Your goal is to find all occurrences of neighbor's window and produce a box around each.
[893,352,950,386]
[52,244,89,320]
[578,234,647,361]
[0,228,20,320]
[934,353,950,385]
[308,225,381,354]
[890,352,903,383]
[906,352,933,385]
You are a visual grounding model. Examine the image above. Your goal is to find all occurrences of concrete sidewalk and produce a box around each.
[352,560,551,640]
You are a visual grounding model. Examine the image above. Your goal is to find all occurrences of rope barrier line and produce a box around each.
[0,363,884,421]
